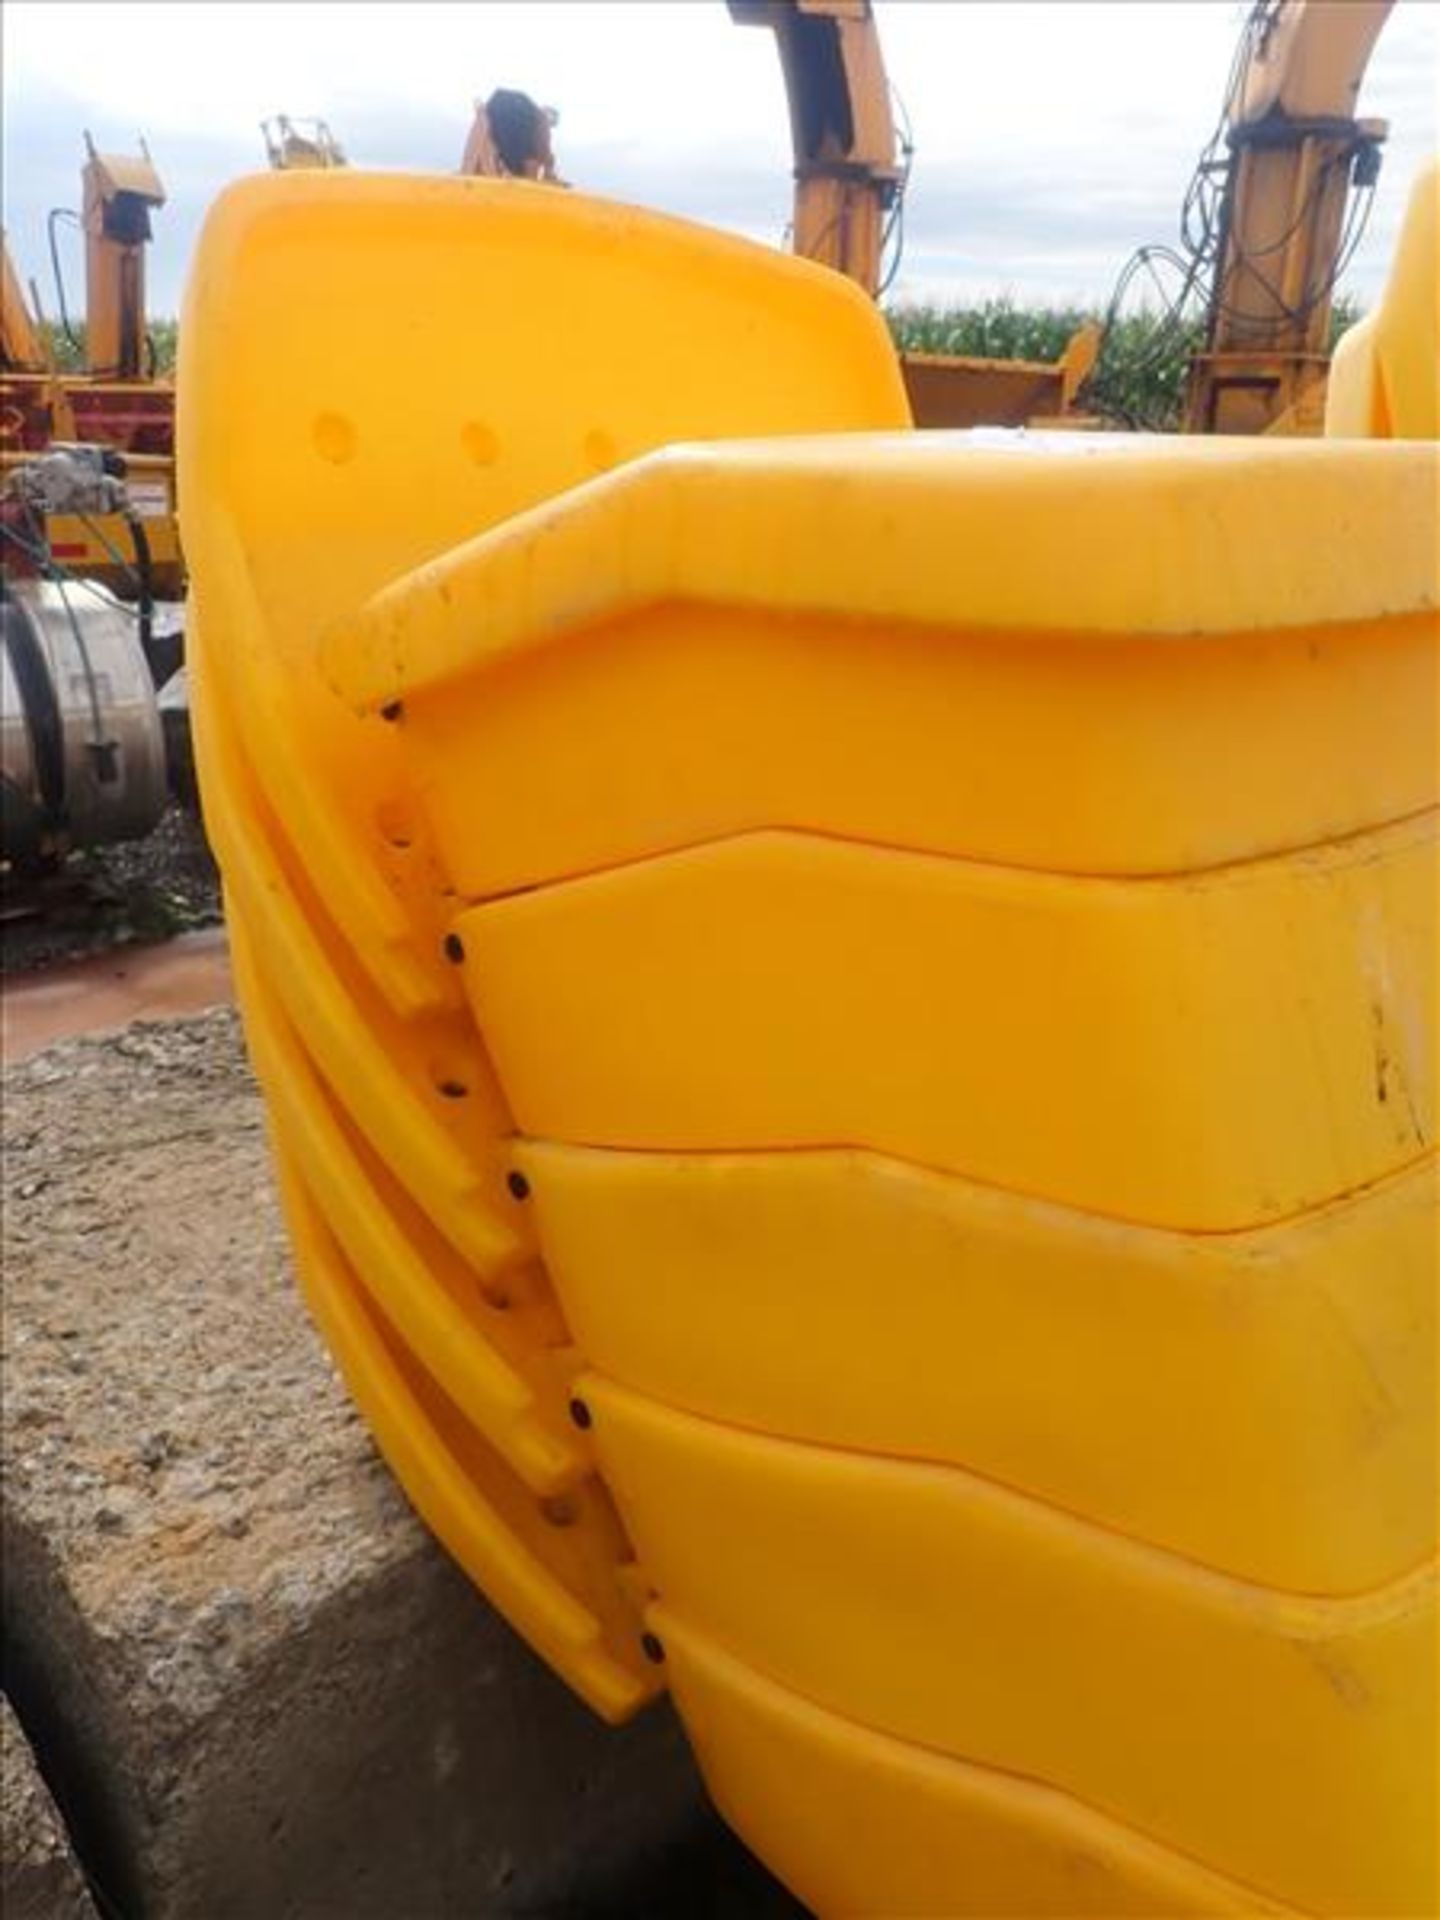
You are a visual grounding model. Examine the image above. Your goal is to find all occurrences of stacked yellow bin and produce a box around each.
[182,172,1437,1916]
[178,172,909,1720]
[1326,160,1438,440]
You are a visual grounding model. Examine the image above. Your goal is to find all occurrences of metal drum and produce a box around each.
[0,577,168,864]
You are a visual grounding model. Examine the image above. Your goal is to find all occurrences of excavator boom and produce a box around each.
[1,233,44,373]
[1186,0,1393,433]
[729,0,901,296]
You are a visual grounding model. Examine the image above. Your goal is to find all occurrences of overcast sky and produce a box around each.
[3,2,1435,319]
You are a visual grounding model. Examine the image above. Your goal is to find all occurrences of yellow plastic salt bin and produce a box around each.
[1327,158,1439,439]
[327,427,1437,1919]
[181,168,1438,1919]
[178,170,910,1726]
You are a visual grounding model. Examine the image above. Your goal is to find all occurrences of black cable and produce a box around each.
[877,189,906,299]
[1,585,66,826]
[41,205,136,379]
[1,515,66,571]
[122,510,155,671]
[0,531,117,780]
[1227,149,1345,262]
[876,83,914,299]
[46,208,83,351]
[1205,145,1369,326]
[1088,243,1207,423]
[1205,176,1375,330]
[75,511,142,592]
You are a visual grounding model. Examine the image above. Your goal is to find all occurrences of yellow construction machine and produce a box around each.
[731,0,902,297]
[1,235,45,374]
[1185,0,1394,433]
[261,116,348,171]
[1085,0,1398,433]
[461,90,563,181]
[734,0,1101,426]
[262,92,562,183]
[78,135,166,382]
[2,137,180,594]
[2,140,184,870]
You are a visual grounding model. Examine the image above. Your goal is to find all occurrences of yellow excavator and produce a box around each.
[263,95,562,183]
[460,90,563,182]
[2,140,185,872]
[1185,0,1394,432]
[2,135,179,581]
[731,0,903,298]
[732,0,1102,426]
[261,117,347,171]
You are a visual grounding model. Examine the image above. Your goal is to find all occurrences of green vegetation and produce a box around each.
[38,318,179,376]
[888,299,1093,363]
[150,318,180,374]
[886,295,1363,430]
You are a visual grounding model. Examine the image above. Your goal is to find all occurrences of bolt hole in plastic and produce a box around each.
[507,1170,531,1201]
[443,933,465,964]
[374,797,416,851]
[568,1397,593,1431]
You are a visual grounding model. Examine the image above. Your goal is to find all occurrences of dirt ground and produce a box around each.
[1,810,222,980]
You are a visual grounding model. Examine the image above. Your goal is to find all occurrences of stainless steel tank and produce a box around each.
[0,577,169,864]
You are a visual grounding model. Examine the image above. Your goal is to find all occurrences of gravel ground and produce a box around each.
[1,1696,97,1920]
[1,810,223,979]
[1,1008,401,1701]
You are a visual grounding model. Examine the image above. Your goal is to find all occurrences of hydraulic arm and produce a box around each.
[1186,0,1392,434]
[729,0,902,296]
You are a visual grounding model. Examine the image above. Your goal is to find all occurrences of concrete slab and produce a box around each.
[1,1010,801,1919]
[2,1695,98,1920]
